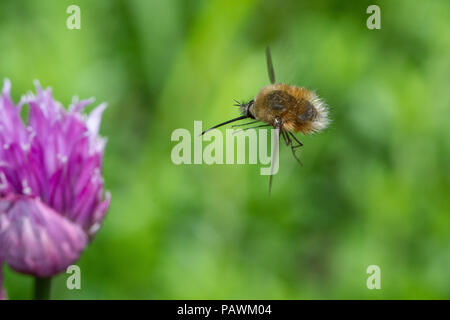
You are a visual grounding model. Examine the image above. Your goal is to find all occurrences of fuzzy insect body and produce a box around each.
[201,47,330,192]
[250,84,328,134]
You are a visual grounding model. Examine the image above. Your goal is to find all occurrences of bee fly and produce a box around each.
[201,47,330,192]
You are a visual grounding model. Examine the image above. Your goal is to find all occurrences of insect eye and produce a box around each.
[247,100,255,118]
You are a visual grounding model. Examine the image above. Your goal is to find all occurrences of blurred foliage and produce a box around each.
[1,0,449,299]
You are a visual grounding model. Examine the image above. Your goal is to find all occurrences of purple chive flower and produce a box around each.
[0,79,110,278]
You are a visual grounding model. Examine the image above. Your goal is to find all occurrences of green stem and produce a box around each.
[34,277,52,300]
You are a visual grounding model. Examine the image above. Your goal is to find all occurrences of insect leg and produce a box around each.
[231,120,261,128]
[281,129,290,146]
[288,132,303,147]
[232,124,271,135]
[268,124,281,194]
[288,132,303,166]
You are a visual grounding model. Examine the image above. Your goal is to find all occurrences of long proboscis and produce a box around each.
[200,115,249,136]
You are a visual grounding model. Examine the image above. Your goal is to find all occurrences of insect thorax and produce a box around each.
[254,89,297,123]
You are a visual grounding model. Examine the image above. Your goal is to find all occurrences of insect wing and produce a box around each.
[266,46,276,84]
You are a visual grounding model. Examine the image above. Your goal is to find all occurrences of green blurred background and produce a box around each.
[1,0,449,299]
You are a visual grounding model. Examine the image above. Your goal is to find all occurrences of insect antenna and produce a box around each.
[266,46,276,84]
[201,115,249,136]
[233,99,241,106]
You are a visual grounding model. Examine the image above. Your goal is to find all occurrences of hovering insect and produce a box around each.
[201,47,330,191]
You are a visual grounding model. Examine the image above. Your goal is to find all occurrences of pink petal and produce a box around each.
[0,79,27,144]
[0,195,87,277]
[88,192,111,237]
[87,103,107,136]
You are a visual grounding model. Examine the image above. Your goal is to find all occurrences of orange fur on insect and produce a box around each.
[250,84,329,134]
